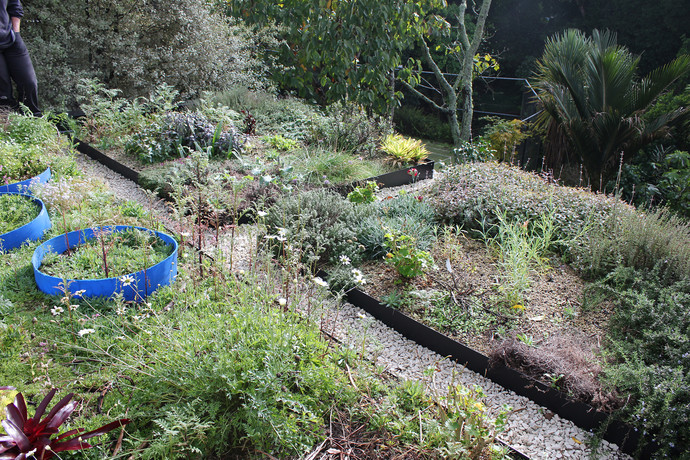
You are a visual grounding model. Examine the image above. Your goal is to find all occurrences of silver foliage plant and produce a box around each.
[24,0,270,108]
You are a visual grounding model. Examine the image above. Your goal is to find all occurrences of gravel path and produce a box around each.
[76,151,630,459]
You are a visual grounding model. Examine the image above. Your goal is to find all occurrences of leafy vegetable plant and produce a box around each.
[347,181,378,204]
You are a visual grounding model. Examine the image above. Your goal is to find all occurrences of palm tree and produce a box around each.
[533,29,690,190]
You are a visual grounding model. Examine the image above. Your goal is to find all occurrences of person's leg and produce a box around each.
[5,33,40,116]
[0,50,15,112]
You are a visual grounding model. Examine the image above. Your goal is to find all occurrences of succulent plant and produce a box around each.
[0,387,130,460]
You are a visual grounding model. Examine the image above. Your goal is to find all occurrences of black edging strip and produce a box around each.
[342,287,654,458]
[65,138,651,457]
[72,138,140,184]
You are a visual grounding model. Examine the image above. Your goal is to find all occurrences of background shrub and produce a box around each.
[24,0,267,109]
[206,89,326,141]
[265,189,369,267]
[430,162,629,247]
[306,104,386,157]
[393,105,453,143]
[126,112,242,163]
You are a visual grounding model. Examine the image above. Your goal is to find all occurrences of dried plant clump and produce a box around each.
[488,333,622,412]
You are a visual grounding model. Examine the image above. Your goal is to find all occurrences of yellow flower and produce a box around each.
[386,253,394,259]
[511,304,525,311]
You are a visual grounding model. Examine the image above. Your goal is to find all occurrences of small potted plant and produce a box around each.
[32,225,178,301]
[0,192,51,253]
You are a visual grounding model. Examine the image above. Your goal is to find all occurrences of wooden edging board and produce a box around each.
[69,138,654,456]
[71,138,435,195]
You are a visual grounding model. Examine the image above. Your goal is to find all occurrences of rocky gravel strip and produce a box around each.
[324,302,628,460]
[75,151,629,459]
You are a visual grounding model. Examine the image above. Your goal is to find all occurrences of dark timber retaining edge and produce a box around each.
[70,138,435,194]
[73,138,140,184]
[341,287,653,458]
[68,138,650,456]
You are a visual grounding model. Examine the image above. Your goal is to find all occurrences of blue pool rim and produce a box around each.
[0,167,51,194]
[0,192,51,252]
[32,225,178,302]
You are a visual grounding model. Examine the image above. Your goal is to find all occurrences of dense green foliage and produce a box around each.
[0,114,77,182]
[533,29,690,189]
[24,0,266,108]
[227,0,443,111]
[0,194,39,235]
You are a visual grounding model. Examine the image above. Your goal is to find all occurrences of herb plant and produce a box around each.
[0,195,39,235]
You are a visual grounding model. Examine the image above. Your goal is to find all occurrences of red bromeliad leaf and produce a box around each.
[38,393,73,428]
[32,389,56,423]
[50,437,93,453]
[5,404,25,431]
[13,394,27,425]
[45,401,76,431]
[54,428,84,442]
[79,419,130,441]
[0,420,31,452]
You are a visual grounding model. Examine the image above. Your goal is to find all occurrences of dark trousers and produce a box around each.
[0,32,40,116]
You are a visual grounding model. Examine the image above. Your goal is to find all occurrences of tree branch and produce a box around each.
[399,79,450,113]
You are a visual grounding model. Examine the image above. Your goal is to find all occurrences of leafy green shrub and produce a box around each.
[571,206,690,284]
[265,189,368,267]
[383,230,434,278]
[356,193,436,259]
[380,134,430,167]
[307,104,385,156]
[262,134,297,151]
[347,181,379,204]
[452,139,496,163]
[393,105,453,143]
[613,147,690,218]
[430,162,629,247]
[125,112,242,163]
[587,267,690,456]
[479,116,531,162]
